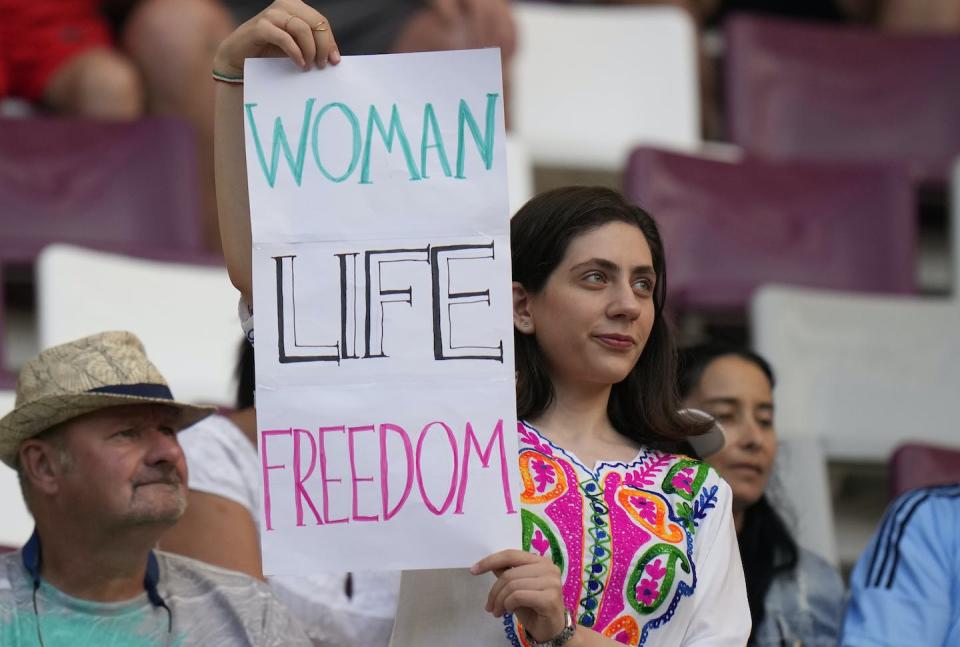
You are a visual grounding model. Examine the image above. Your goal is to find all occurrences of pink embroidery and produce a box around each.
[531,529,549,556]
[628,496,658,524]
[518,424,553,455]
[624,453,672,488]
[635,577,660,606]
[645,559,667,580]
[671,467,695,494]
[531,459,556,493]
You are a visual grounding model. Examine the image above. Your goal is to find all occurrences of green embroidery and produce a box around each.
[662,459,709,501]
[625,543,690,615]
[521,509,565,573]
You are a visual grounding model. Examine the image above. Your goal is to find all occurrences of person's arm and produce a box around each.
[213,0,340,305]
[471,550,623,647]
[841,489,956,646]
[160,490,265,580]
[678,477,752,645]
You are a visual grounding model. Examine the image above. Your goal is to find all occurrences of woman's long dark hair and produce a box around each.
[677,343,799,640]
[511,186,710,446]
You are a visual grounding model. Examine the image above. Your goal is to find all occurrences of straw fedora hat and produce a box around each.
[0,331,215,467]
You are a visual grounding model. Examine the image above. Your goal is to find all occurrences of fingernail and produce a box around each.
[331,49,341,64]
[469,563,479,574]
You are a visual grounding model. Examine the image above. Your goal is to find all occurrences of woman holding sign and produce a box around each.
[389,189,750,646]
[213,3,748,645]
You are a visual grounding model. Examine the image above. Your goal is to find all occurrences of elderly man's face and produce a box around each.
[53,404,188,529]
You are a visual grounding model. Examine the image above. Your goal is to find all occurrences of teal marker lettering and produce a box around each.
[245,99,316,188]
[419,103,452,180]
[360,104,422,184]
[312,102,361,183]
[455,93,499,179]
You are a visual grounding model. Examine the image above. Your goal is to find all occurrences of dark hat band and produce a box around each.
[87,383,175,400]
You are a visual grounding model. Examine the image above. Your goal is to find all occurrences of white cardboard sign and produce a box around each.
[244,50,520,574]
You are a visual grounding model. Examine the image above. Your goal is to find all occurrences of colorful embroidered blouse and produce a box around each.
[504,422,747,646]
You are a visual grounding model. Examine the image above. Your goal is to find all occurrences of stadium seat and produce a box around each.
[725,15,960,186]
[751,285,960,462]
[0,116,205,384]
[0,388,32,548]
[889,443,960,499]
[624,148,915,314]
[774,434,837,566]
[37,245,240,408]
[512,3,699,170]
[0,116,204,260]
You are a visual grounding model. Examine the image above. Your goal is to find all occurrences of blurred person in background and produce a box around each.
[161,342,401,646]
[841,483,960,646]
[678,343,845,647]
[0,0,233,250]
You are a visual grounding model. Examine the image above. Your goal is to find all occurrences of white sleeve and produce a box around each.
[179,415,260,516]
[681,478,751,646]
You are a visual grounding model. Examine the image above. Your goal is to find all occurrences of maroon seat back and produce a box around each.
[0,116,204,261]
[889,443,960,500]
[623,147,915,314]
[725,15,960,185]
[0,116,205,383]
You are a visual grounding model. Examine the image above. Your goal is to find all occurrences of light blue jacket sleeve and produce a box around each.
[754,548,844,647]
[841,485,960,647]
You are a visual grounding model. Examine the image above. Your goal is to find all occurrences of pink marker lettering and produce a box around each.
[380,423,413,521]
[293,428,322,526]
[455,418,516,514]
[261,428,292,531]
[348,425,378,522]
[318,425,348,524]
[415,421,459,515]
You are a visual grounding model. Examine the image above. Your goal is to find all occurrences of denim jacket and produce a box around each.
[752,548,845,647]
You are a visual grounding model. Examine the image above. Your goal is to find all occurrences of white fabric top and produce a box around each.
[390,425,749,647]
[178,414,401,647]
[0,550,310,646]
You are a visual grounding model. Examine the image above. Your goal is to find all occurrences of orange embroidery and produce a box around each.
[617,487,684,543]
[519,451,567,504]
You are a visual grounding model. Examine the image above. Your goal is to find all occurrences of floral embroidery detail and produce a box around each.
[518,424,553,455]
[521,510,565,573]
[602,616,641,644]
[626,544,691,615]
[624,453,672,488]
[676,484,719,535]
[629,496,658,524]
[617,488,684,543]
[645,559,667,580]
[662,459,710,502]
[531,530,549,556]
[519,452,568,504]
[532,459,556,493]
[635,558,669,606]
[507,426,721,647]
[670,467,695,494]
[636,577,660,606]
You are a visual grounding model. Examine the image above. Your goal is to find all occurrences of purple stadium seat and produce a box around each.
[624,147,915,314]
[725,15,960,186]
[0,116,204,260]
[0,116,205,383]
[889,443,960,500]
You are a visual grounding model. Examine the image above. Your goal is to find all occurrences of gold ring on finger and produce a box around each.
[311,19,328,32]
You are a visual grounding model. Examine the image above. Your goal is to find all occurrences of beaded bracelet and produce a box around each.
[212,69,244,84]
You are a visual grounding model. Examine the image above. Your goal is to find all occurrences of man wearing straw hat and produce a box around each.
[0,331,312,646]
